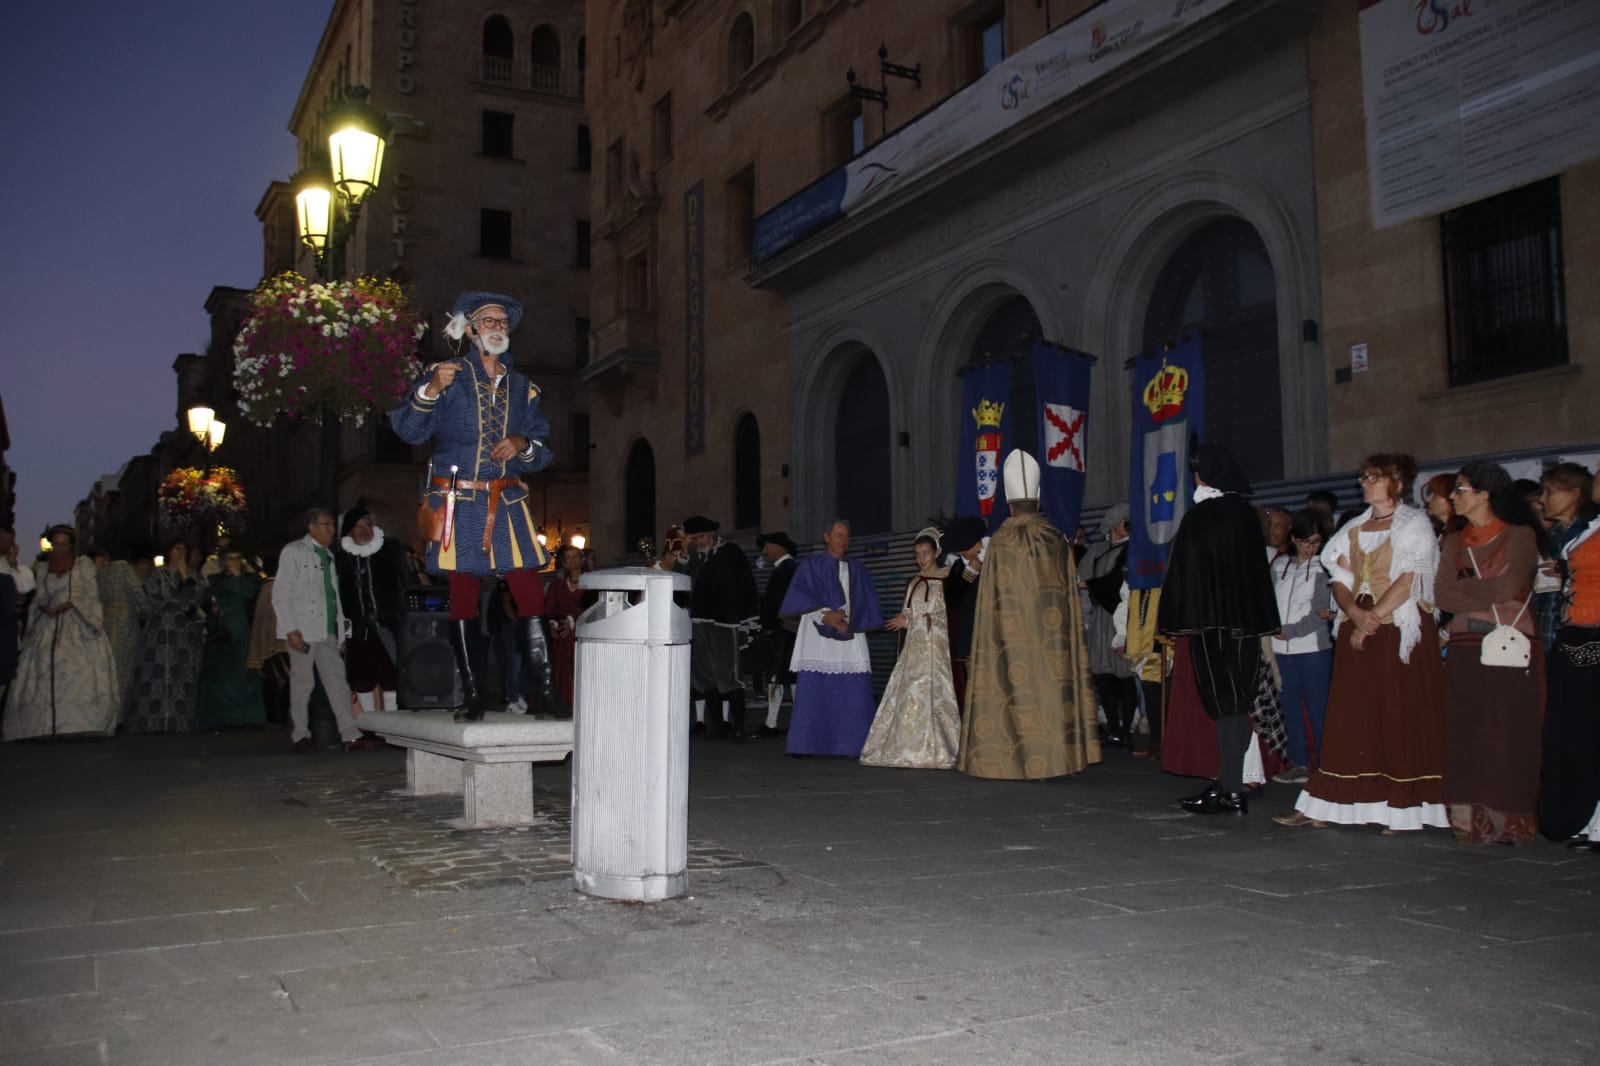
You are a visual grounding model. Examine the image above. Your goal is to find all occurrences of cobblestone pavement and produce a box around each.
[279,767,767,892]
[2,731,1597,1065]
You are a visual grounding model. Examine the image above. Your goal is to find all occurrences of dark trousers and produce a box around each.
[1093,673,1140,739]
[1190,631,1261,793]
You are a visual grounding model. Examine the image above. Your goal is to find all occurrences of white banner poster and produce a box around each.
[841,0,1244,216]
[1358,0,1600,229]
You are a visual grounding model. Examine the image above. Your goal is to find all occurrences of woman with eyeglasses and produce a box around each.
[1420,473,1465,541]
[1537,463,1600,849]
[1432,463,1547,845]
[1268,509,1335,785]
[1275,454,1447,832]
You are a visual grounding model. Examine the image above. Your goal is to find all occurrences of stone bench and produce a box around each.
[356,710,573,828]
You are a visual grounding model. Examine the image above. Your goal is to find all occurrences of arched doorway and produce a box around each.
[733,412,761,530]
[835,355,891,533]
[623,439,656,555]
[966,294,1043,459]
[1143,217,1281,484]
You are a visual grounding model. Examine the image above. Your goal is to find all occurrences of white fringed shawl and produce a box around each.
[1321,503,1438,664]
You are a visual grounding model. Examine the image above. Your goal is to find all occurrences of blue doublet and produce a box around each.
[388,352,554,576]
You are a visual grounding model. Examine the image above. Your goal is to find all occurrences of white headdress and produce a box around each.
[1003,449,1041,503]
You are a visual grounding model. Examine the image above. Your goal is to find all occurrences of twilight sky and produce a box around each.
[0,0,334,550]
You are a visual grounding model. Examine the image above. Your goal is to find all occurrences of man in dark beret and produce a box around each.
[683,516,760,738]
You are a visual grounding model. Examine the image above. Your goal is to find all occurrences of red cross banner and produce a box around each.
[1032,339,1093,535]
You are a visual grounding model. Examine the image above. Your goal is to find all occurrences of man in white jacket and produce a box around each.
[272,509,379,753]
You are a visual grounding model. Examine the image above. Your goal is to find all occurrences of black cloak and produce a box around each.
[690,541,759,625]
[1157,493,1280,637]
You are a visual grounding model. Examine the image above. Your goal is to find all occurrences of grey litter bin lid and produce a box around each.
[576,566,691,644]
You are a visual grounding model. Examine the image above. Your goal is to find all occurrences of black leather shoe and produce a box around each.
[1565,839,1600,852]
[449,619,486,722]
[1179,780,1219,804]
[755,725,785,738]
[1183,791,1249,815]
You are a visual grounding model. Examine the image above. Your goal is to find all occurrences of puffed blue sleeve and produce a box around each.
[388,374,442,445]
[510,382,555,474]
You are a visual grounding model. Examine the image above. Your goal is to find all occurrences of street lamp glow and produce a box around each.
[187,406,215,440]
[39,535,51,554]
[207,420,226,450]
[536,532,549,546]
[293,179,332,251]
[326,88,388,205]
[153,554,166,568]
[569,534,587,550]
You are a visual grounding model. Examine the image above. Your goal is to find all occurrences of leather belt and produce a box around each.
[433,476,520,553]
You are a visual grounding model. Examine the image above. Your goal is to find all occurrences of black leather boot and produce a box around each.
[517,616,562,719]
[450,619,486,722]
[723,688,748,739]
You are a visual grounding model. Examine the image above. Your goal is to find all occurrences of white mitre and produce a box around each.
[1003,449,1041,503]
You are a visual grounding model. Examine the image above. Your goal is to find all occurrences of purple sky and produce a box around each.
[0,0,334,549]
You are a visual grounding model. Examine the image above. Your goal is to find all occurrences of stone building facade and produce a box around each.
[241,0,594,545]
[583,0,1597,556]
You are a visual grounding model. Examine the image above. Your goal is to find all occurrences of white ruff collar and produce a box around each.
[341,526,386,557]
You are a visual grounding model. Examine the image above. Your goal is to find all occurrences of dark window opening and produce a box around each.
[733,412,761,529]
[1442,177,1567,387]
[481,110,514,157]
[479,208,512,259]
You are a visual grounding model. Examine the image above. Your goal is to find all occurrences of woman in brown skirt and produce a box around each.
[1275,453,1448,832]
[1434,462,1546,845]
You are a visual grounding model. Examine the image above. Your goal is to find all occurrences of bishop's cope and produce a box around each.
[388,292,559,722]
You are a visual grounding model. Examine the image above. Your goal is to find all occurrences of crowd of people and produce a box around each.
[663,444,1599,852]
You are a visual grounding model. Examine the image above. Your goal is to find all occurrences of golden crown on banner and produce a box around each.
[1142,359,1190,422]
[972,399,1006,430]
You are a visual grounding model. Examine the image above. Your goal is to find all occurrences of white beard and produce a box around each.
[479,333,509,356]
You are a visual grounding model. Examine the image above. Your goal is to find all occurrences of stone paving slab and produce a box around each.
[1,732,1597,1065]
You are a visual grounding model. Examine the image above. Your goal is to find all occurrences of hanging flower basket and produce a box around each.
[159,466,248,539]
[231,272,427,427]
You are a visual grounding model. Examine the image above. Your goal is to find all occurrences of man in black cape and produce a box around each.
[940,516,989,708]
[753,531,800,736]
[683,516,760,738]
[1157,443,1281,814]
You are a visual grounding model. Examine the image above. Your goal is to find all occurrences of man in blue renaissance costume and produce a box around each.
[389,292,558,722]
[779,519,884,756]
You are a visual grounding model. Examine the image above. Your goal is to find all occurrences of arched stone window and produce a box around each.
[835,354,891,533]
[966,294,1043,459]
[624,439,657,556]
[733,413,761,530]
[728,12,755,86]
[530,24,561,91]
[1143,217,1281,484]
[482,15,513,84]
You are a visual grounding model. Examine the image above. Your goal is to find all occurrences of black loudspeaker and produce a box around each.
[396,585,462,710]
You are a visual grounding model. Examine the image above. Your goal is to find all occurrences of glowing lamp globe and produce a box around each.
[292,171,332,252]
[187,406,215,440]
[325,89,388,205]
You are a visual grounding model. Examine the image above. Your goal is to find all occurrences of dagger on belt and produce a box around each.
[442,464,460,551]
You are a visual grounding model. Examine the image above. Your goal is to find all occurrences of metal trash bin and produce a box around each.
[571,567,691,901]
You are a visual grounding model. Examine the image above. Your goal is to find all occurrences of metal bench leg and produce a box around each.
[407,749,463,796]
[461,762,535,826]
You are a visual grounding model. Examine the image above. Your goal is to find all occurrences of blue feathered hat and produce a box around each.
[448,291,523,333]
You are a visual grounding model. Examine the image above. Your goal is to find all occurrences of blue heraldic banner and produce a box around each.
[1127,336,1205,591]
[1031,339,1093,538]
[956,360,1014,532]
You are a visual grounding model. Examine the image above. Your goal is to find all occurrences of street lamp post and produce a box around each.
[290,85,392,513]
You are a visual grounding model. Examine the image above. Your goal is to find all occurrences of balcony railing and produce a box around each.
[475,56,582,98]
[482,55,513,85]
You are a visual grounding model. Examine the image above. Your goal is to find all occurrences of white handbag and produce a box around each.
[1467,547,1531,669]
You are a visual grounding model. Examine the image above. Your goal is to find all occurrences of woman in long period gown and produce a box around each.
[128,542,206,733]
[94,550,146,713]
[198,549,266,727]
[861,530,961,770]
[4,526,120,740]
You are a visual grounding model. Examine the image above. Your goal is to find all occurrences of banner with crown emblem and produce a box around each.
[1127,336,1205,590]
[1032,339,1093,538]
[957,360,1014,531]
